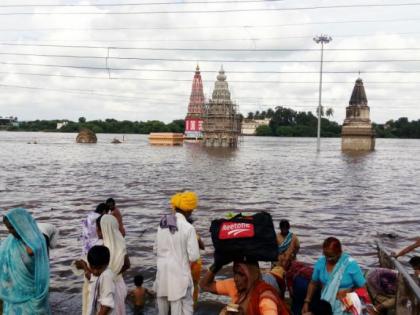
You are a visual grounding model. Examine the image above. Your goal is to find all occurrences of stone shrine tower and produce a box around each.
[185,65,205,140]
[341,78,375,151]
[203,66,241,147]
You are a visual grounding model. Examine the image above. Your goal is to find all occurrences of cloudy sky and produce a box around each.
[1,0,420,123]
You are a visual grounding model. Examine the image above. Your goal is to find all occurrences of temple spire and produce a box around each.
[185,65,205,140]
[349,78,368,106]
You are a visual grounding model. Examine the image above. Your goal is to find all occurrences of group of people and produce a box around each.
[0,193,419,315]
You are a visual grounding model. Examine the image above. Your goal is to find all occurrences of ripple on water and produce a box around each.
[0,133,419,314]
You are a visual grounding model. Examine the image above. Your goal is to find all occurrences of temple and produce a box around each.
[184,65,205,140]
[341,78,375,151]
[202,66,241,147]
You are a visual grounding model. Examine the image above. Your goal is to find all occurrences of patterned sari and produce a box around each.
[0,208,50,315]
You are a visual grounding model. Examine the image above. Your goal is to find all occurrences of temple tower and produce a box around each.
[202,66,241,147]
[341,78,375,151]
[185,65,205,140]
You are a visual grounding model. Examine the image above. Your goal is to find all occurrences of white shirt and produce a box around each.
[37,222,59,249]
[154,212,200,301]
[87,268,116,315]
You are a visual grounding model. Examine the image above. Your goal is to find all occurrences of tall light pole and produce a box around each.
[313,35,332,152]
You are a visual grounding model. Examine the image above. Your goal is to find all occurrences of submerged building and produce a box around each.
[202,66,241,147]
[341,78,375,151]
[184,65,205,140]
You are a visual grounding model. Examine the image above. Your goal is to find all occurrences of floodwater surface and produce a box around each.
[0,132,419,314]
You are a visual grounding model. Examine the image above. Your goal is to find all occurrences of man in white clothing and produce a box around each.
[154,191,200,315]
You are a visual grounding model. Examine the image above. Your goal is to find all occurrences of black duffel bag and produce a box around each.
[210,211,278,262]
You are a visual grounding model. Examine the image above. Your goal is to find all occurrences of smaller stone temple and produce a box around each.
[341,78,375,151]
[202,66,241,147]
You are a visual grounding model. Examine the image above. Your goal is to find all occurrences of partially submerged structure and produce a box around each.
[149,133,184,146]
[76,129,97,143]
[184,65,205,141]
[202,67,241,147]
[341,78,375,151]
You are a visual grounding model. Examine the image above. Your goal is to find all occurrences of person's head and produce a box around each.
[279,219,290,236]
[232,261,260,293]
[312,300,333,315]
[170,191,198,219]
[105,198,116,211]
[87,245,110,277]
[95,203,107,215]
[3,216,21,239]
[322,237,342,264]
[134,274,144,288]
[409,256,420,276]
[96,215,103,239]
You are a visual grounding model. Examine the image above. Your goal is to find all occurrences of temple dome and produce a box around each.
[349,78,368,106]
[217,66,227,81]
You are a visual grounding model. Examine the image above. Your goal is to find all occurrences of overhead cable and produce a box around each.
[4,42,420,52]
[2,2,420,15]
[4,70,420,84]
[2,16,420,31]
[0,0,286,8]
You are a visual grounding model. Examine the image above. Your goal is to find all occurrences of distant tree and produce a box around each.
[247,112,254,120]
[78,117,86,123]
[260,110,267,119]
[255,125,272,136]
[325,107,334,118]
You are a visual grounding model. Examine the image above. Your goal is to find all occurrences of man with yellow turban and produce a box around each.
[154,191,200,315]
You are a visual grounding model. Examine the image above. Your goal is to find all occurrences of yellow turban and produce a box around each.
[170,191,198,212]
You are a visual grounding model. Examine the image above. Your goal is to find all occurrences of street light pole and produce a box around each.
[313,35,332,152]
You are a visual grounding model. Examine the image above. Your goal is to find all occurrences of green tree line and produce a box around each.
[7,117,185,134]
[252,106,341,137]
[6,111,420,138]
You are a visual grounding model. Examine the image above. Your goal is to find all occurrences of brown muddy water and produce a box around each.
[0,132,419,314]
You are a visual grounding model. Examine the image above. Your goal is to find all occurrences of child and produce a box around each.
[129,274,154,315]
[87,245,116,315]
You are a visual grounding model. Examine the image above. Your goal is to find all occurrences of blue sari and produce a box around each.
[0,208,51,315]
[320,253,351,315]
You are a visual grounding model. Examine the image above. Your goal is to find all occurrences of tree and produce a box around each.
[247,112,254,120]
[78,117,86,123]
[255,125,272,136]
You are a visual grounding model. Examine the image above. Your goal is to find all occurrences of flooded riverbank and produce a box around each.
[0,132,419,314]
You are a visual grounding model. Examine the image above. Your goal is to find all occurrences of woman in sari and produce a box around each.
[0,208,50,315]
[99,214,130,315]
[77,214,130,315]
[200,260,289,315]
[302,237,366,315]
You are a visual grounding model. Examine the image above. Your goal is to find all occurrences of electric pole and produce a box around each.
[313,35,332,152]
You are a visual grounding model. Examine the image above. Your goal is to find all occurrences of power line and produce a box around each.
[0,0,286,8]
[13,32,420,43]
[4,31,420,45]
[2,82,420,108]
[2,16,420,32]
[5,60,420,74]
[4,42,420,52]
[4,69,420,84]
[2,2,420,15]
[4,52,420,65]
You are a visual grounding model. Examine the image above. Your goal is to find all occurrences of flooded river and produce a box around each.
[0,132,419,314]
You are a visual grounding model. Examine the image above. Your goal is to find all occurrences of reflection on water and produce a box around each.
[0,132,419,314]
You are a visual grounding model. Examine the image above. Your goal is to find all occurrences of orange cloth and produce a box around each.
[191,258,202,304]
[215,279,285,315]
